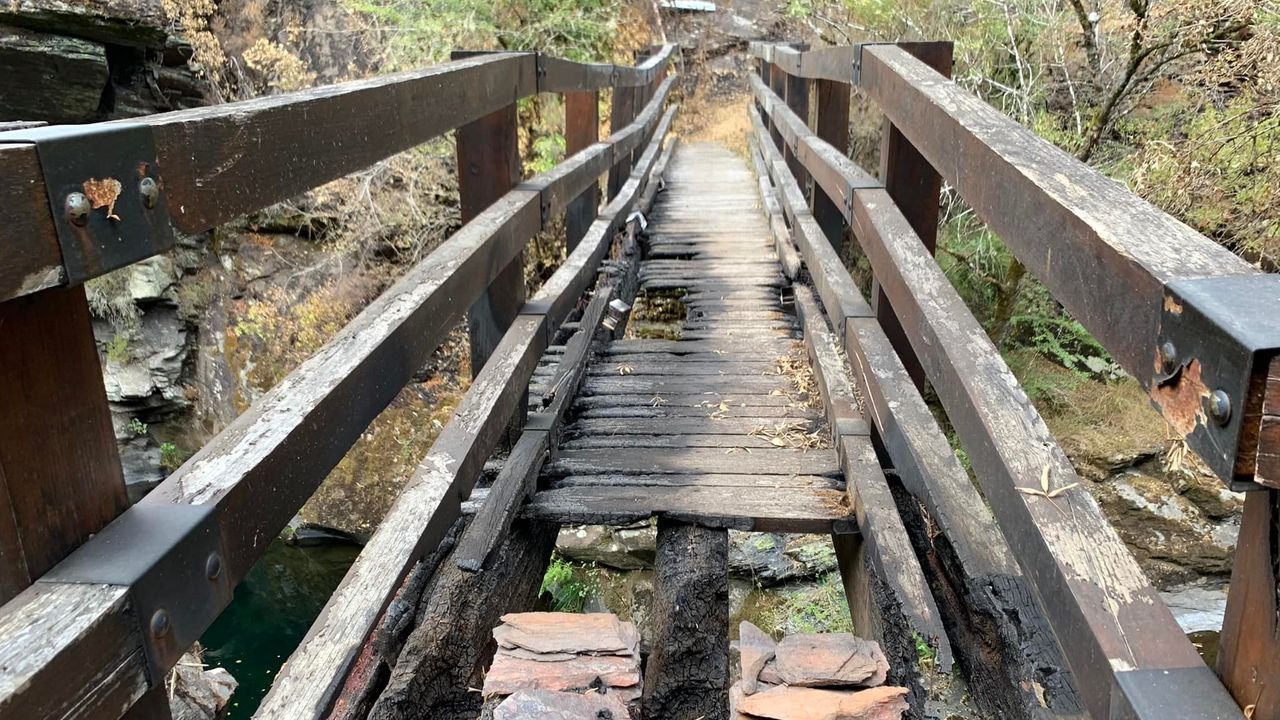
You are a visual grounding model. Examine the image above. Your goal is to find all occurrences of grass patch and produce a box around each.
[539,554,600,613]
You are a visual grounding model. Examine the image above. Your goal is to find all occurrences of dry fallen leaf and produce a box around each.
[83,177,123,220]
[1040,464,1051,493]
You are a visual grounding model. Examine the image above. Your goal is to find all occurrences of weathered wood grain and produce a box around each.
[0,286,129,603]
[548,473,842,490]
[523,485,853,533]
[254,315,545,720]
[642,520,729,719]
[757,95,1084,717]
[848,183,1235,717]
[0,582,148,720]
[544,448,841,477]
[859,45,1254,389]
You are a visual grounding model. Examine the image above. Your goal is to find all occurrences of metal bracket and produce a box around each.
[852,43,893,86]
[1156,274,1280,489]
[0,123,174,285]
[40,504,232,682]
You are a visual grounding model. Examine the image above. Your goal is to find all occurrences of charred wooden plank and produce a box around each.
[642,520,729,720]
[368,520,558,720]
[548,473,842,490]
[545,448,841,478]
[565,417,828,439]
[523,485,853,533]
[796,285,952,713]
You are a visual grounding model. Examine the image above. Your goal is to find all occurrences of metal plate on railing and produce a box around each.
[1157,274,1280,489]
[40,503,231,680]
[0,123,174,285]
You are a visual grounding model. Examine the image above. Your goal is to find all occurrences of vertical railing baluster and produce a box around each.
[871,41,953,390]
[564,89,600,252]
[811,76,850,253]
[607,85,637,201]
[453,52,525,436]
[782,44,810,188]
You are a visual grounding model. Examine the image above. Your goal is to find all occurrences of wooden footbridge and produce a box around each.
[1,39,1279,720]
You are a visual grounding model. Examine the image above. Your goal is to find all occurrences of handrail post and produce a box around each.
[453,52,525,413]
[811,73,850,252]
[564,89,600,252]
[782,44,810,188]
[0,286,130,603]
[607,86,638,201]
[870,41,953,389]
[767,61,787,153]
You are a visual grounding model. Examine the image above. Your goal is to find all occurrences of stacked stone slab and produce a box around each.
[732,622,909,720]
[485,612,642,719]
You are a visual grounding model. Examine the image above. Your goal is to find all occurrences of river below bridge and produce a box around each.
[200,538,360,718]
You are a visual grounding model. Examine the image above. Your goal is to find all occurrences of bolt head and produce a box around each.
[1159,341,1178,373]
[139,177,159,209]
[150,609,171,638]
[1209,390,1232,426]
[65,192,90,226]
[205,552,223,581]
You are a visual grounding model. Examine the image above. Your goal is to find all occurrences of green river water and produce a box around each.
[199,539,359,718]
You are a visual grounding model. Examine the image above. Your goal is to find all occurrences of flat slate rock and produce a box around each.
[773,634,889,688]
[735,685,909,720]
[740,621,777,694]
[483,653,641,697]
[495,612,640,656]
[493,689,631,720]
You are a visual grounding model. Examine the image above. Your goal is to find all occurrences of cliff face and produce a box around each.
[0,0,208,123]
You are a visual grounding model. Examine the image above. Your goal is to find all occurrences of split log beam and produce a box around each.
[642,519,729,720]
[367,520,558,720]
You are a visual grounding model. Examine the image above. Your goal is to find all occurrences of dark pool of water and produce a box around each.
[200,539,360,718]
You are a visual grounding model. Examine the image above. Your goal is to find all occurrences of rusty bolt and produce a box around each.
[65,192,90,226]
[150,609,171,638]
[1208,390,1232,426]
[139,177,159,209]
[205,552,223,581]
[1159,341,1178,374]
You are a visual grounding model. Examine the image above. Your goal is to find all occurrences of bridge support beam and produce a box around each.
[869,41,952,390]
[642,519,729,720]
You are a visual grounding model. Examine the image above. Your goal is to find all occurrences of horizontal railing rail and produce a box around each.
[0,46,676,720]
[0,45,676,304]
[749,41,1247,720]
[748,41,1279,492]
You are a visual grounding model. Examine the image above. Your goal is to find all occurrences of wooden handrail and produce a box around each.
[0,48,677,720]
[750,59,1245,720]
[0,46,676,304]
[255,103,677,720]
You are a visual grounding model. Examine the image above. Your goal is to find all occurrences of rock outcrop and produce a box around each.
[0,0,209,123]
